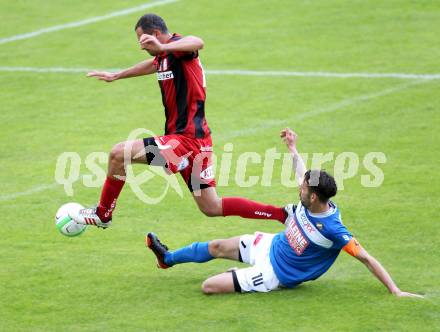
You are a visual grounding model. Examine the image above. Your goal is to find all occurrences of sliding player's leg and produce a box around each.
[69,138,162,227]
[202,263,280,294]
[202,232,280,294]
[146,233,241,269]
[146,231,280,294]
[192,186,287,223]
[201,272,238,294]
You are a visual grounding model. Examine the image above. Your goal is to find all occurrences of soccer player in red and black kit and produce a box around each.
[70,13,288,228]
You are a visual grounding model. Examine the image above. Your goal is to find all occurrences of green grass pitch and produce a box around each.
[1,0,439,331]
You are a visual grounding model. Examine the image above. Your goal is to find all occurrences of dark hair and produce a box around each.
[135,13,168,34]
[304,170,337,203]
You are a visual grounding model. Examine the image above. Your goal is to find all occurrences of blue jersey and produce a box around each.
[269,201,352,288]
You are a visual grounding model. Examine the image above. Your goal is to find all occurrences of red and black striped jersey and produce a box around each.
[153,33,210,138]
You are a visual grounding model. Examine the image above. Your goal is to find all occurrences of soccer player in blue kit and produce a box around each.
[146,128,423,297]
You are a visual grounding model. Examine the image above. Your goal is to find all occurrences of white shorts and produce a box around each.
[233,232,280,293]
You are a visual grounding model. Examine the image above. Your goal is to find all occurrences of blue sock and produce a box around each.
[164,242,213,266]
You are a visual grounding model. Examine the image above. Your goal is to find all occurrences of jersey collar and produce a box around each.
[306,201,337,219]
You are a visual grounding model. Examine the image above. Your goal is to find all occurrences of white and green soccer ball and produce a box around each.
[55,203,87,237]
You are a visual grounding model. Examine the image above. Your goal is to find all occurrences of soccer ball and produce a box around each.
[55,203,87,237]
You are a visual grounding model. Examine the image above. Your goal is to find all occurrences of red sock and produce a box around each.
[222,197,286,223]
[96,176,125,221]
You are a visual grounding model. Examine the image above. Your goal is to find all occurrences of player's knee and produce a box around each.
[109,142,125,164]
[208,240,222,257]
[198,199,222,217]
[208,239,230,258]
[199,205,218,217]
[201,279,217,294]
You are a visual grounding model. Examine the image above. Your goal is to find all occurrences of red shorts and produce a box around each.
[143,134,216,192]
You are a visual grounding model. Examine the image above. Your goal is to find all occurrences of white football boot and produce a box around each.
[69,206,112,229]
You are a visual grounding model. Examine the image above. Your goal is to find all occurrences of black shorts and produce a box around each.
[143,137,167,166]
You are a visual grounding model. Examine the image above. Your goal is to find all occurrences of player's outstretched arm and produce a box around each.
[87,59,156,82]
[343,239,424,298]
[280,128,307,185]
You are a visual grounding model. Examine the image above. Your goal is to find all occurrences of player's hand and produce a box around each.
[87,71,120,82]
[392,290,425,299]
[139,34,165,54]
[280,127,298,152]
